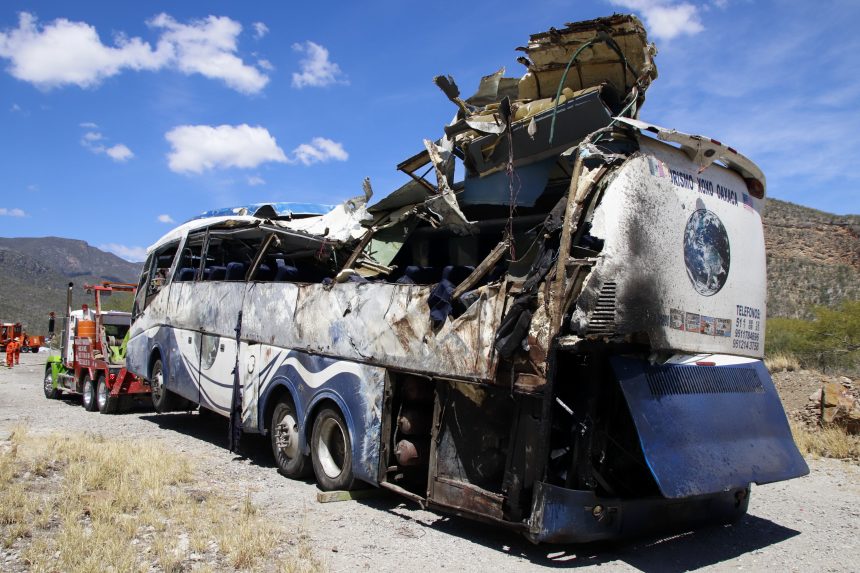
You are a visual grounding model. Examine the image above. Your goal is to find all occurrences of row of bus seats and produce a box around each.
[174,259,303,283]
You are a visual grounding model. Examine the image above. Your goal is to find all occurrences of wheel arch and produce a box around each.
[260,378,302,435]
[147,346,163,380]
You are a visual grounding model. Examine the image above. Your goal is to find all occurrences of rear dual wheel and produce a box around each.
[310,407,355,491]
[82,374,97,412]
[96,376,119,414]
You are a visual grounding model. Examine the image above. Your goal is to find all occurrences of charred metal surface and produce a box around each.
[242,282,504,381]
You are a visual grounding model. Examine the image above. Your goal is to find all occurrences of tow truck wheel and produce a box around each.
[43,366,60,399]
[310,406,355,491]
[149,359,177,413]
[82,374,97,412]
[97,376,119,414]
[271,399,311,479]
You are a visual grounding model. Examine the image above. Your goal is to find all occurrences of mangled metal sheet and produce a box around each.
[241,281,505,380]
[516,14,657,100]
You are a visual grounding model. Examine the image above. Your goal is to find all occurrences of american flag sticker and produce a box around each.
[647,156,668,178]
[742,192,754,211]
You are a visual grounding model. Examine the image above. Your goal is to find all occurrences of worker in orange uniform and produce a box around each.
[5,338,18,368]
[14,337,21,365]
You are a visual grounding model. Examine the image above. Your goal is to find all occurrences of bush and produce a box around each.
[767,300,860,374]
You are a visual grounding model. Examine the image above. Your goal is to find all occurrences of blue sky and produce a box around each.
[1,0,857,261]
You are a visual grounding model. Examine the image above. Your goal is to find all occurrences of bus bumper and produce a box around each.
[527,481,750,544]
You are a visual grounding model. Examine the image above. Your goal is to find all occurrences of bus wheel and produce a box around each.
[97,376,119,414]
[310,407,354,491]
[82,374,97,412]
[43,366,60,399]
[150,359,176,413]
[271,399,311,479]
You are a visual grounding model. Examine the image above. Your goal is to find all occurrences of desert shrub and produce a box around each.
[766,300,860,374]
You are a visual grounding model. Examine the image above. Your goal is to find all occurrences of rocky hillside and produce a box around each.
[764,199,860,318]
[0,238,141,335]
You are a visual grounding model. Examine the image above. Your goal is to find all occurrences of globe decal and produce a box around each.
[683,209,730,296]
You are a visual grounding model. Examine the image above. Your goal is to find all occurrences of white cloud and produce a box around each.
[292,137,349,165]
[157,214,175,223]
[257,58,274,71]
[247,175,265,186]
[0,12,169,89]
[79,121,98,128]
[165,124,288,174]
[252,22,269,39]
[609,1,704,42]
[291,41,347,88]
[148,13,268,94]
[0,12,269,94]
[80,128,133,162]
[0,207,26,217]
[105,144,133,162]
[100,243,147,262]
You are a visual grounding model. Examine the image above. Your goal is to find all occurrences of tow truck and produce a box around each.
[44,282,151,413]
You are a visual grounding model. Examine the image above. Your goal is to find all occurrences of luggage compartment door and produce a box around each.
[612,356,809,498]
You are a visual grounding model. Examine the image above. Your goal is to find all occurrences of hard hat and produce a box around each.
[14,337,20,341]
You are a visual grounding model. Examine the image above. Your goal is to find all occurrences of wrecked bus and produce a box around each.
[127,15,808,543]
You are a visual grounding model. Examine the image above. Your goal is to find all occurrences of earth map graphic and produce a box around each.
[683,209,730,296]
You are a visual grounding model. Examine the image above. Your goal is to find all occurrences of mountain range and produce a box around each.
[0,197,857,334]
[0,237,142,334]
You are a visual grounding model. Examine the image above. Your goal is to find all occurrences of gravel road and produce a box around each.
[2,352,858,572]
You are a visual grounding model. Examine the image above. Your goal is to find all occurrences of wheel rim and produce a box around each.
[275,411,300,460]
[44,371,53,393]
[83,379,93,407]
[152,368,163,402]
[316,417,346,479]
[97,379,108,410]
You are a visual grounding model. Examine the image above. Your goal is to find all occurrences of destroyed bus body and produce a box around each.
[126,14,807,543]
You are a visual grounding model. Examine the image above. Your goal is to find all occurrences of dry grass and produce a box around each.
[790,420,860,461]
[0,426,326,572]
[765,352,801,373]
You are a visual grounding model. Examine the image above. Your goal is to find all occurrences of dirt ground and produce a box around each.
[1,352,858,572]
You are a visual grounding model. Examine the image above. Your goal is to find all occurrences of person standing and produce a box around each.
[5,338,17,368]
[13,337,21,365]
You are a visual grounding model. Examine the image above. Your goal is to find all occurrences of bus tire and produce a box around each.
[97,376,119,414]
[82,374,97,412]
[149,359,177,413]
[43,366,60,399]
[310,406,355,491]
[271,399,311,479]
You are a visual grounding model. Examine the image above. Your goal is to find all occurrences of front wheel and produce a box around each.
[149,359,177,413]
[43,366,60,399]
[310,407,355,491]
[271,399,311,479]
[97,376,119,414]
[82,374,97,412]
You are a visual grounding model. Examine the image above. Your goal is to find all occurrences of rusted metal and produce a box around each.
[395,439,428,466]
[549,148,585,336]
[397,407,432,435]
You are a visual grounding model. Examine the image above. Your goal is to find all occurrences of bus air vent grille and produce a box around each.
[646,367,764,396]
[587,281,617,336]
